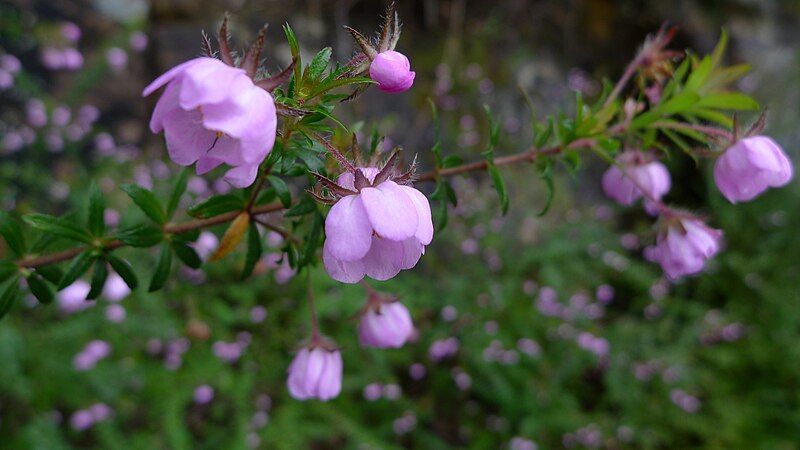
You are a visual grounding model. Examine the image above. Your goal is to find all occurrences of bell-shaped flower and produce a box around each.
[286,346,342,401]
[358,300,414,348]
[652,216,722,279]
[322,167,433,283]
[369,51,415,93]
[602,150,671,211]
[714,136,793,203]
[143,57,276,188]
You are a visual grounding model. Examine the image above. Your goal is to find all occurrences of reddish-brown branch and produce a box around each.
[14,138,599,270]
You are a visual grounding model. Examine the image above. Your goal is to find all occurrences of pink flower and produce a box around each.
[714,136,793,203]
[358,300,414,348]
[60,22,81,43]
[193,385,215,404]
[602,150,670,210]
[652,217,722,279]
[106,47,128,72]
[102,272,131,302]
[57,280,94,314]
[323,168,433,283]
[286,347,342,401]
[143,57,276,188]
[129,32,148,52]
[369,51,415,93]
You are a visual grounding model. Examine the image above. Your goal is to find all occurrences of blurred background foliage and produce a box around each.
[1,0,799,448]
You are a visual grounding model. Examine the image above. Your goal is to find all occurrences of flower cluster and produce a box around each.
[603,130,792,279]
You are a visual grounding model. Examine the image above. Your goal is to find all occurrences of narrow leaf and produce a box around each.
[0,212,26,256]
[26,273,54,304]
[242,223,262,279]
[267,176,292,208]
[149,243,172,292]
[173,242,202,269]
[0,261,18,283]
[488,165,509,215]
[86,259,109,300]
[88,182,105,236]
[306,47,332,81]
[211,212,250,261]
[36,265,64,285]
[117,224,163,248]
[187,194,245,218]
[108,255,138,290]
[24,213,93,244]
[122,184,167,225]
[167,169,190,218]
[0,279,20,320]
[58,251,96,290]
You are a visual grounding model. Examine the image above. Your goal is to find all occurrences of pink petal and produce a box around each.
[141,57,205,97]
[360,181,418,241]
[400,186,433,245]
[149,81,181,133]
[223,164,259,188]
[363,237,405,281]
[324,196,372,262]
[177,59,248,110]
[323,245,367,284]
[162,108,215,166]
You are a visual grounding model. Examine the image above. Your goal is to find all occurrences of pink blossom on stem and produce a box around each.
[652,216,722,279]
[358,300,414,348]
[60,22,81,43]
[602,150,671,210]
[714,136,793,203]
[369,50,415,93]
[143,57,277,187]
[323,168,433,283]
[286,347,342,401]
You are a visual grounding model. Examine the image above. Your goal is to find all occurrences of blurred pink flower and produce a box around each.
[358,300,414,349]
[714,136,793,203]
[652,216,722,279]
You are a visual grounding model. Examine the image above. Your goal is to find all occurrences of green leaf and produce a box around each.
[0,278,20,320]
[685,55,713,91]
[122,184,167,225]
[36,265,64,285]
[58,251,96,290]
[242,223,262,279]
[306,47,332,81]
[307,77,374,99]
[117,224,164,248]
[149,243,172,292]
[27,273,54,304]
[173,242,202,269]
[301,211,323,267]
[268,176,291,208]
[284,195,317,217]
[24,213,92,244]
[694,92,758,111]
[88,182,105,237]
[167,169,190,218]
[86,259,108,300]
[536,159,555,216]
[488,165,509,215]
[442,155,464,168]
[108,255,138,290]
[187,194,245,218]
[0,211,26,256]
[0,261,18,283]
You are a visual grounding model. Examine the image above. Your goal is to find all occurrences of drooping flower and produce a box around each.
[142,57,276,188]
[369,50,415,93]
[602,150,671,211]
[286,346,342,401]
[714,136,793,203]
[358,300,414,348]
[322,167,433,283]
[651,216,722,279]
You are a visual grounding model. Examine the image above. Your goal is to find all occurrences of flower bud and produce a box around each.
[714,136,793,203]
[602,150,670,209]
[286,347,342,401]
[358,300,414,348]
[369,51,415,93]
[652,216,722,279]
